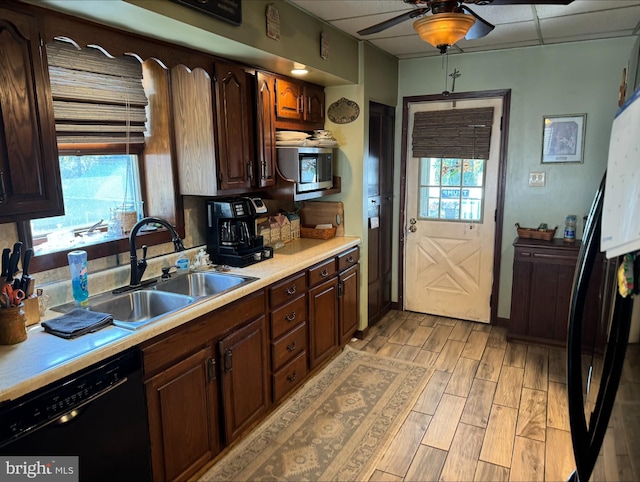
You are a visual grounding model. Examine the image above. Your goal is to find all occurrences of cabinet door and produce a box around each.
[509,258,532,336]
[308,276,339,369]
[256,72,276,188]
[0,8,62,222]
[275,77,302,121]
[339,264,359,345]
[304,83,324,124]
[170,64,218,196]
[145,346,221,482]
[214,61,254,191]
[219,315,269,443]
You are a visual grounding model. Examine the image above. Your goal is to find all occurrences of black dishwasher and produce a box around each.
[0,348,152,482]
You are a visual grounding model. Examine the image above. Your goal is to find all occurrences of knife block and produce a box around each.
[23,296,40,326]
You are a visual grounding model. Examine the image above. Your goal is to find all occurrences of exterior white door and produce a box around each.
[404,98,502,323]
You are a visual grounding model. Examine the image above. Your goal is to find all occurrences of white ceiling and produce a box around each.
[287,0,640,59]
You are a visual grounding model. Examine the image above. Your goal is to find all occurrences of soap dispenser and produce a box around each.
[175,252,189,272]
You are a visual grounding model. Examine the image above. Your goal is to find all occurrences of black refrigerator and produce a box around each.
[566,86,640,481]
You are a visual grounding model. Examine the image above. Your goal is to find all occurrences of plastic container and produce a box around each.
[176,252,190,272]
[68,250,89,306]
[564,215,577,243]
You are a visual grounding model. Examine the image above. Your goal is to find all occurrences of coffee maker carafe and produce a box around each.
[206,197,272,267]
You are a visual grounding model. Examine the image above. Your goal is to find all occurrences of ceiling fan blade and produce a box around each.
[357,7,430,36]
[461,5,495,40]
[480,0,574,4]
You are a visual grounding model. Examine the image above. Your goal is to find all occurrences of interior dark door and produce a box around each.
[367,102,394,325]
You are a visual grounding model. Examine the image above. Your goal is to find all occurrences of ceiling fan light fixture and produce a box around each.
[413,13,476,54]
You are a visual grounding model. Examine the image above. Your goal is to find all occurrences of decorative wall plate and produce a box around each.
[328,97,360,124]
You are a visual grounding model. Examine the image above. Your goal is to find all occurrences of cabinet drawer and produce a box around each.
[271,322,307,370]
[273,351,308,403]
[307,258,337,288]
[515,247,578,266]
[337,247,359,272]
[269,272,307,309]
[271,294,307,340]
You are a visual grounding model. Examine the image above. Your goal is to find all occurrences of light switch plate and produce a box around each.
[529,171,546,187]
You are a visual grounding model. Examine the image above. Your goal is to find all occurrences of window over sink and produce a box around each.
[30,152,143,255]
[19,38,184,272]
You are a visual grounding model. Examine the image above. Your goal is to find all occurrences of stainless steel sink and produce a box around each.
[52,290,195,331]
[153,271,258,298]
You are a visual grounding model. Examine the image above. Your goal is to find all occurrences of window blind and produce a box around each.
[412,107,494,159]
[46,40,148,146]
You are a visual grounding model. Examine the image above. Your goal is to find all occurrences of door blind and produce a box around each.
[46,40,148,146]
[412,107,494,159]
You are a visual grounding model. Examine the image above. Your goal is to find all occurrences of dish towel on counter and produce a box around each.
[42,309,113,339]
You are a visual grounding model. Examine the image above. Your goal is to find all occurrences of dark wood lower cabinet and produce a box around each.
[339,264,359,345]
[143,246,360,480]
[218,315,269,443]
[509,237,613,349]
[145,346,221,482]
[308,276,340,369]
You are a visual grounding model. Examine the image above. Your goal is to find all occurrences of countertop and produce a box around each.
[0,237,361,403]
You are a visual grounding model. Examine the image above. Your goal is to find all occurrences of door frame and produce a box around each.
[398,89,511,324]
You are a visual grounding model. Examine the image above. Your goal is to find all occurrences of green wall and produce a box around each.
[325,42,398,330]
[397,37,636,319]
[36,0,358,85]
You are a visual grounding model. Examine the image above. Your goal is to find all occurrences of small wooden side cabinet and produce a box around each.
[509,237,614,348]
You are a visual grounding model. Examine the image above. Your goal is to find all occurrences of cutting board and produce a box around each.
[300,201,344,237]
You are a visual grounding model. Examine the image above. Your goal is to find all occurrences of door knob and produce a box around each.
[408,218,417,233]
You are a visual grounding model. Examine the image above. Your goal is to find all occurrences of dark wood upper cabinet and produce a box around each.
[275,77,302,122]
[255,72,277,188]
[274,76,325,131]
[0,6,63,222]
[304,83,325,124]
[214,61,255,192]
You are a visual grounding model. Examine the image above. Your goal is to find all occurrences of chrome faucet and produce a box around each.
[127,217,185,288]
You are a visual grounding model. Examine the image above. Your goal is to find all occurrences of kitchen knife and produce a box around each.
[21,248,33,294]
[1,248,9,280]
[6,250,19,284]
[6,242,22,285]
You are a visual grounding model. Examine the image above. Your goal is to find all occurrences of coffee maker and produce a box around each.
[206,197,272,267]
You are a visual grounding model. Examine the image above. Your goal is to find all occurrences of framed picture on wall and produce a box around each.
[541,114,586,163]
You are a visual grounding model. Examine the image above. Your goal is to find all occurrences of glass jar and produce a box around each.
[564,215,577,243]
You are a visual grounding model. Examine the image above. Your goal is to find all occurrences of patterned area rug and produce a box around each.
[200,346,434,481]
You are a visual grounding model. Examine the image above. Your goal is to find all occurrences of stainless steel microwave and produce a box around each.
[277,147,334,192]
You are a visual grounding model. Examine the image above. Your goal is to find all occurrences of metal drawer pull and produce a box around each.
[285,311,296,322]
[287,371,297,382]
[320,269,329,277]
[286,285,296,295]
[347,256,354,263]
[286,341,297,352]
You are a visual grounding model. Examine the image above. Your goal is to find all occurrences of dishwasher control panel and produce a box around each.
[0,349,140,447]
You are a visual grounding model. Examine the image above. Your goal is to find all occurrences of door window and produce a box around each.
[418,158,485,221]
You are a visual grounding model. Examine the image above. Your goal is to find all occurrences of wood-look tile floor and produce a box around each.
[348,310,640,482]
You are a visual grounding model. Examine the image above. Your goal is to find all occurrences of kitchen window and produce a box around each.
[19,38,183,272]
[30,152,143,256]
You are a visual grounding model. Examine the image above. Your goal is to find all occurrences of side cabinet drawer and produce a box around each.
[337,247,359,272]
[271,294,307,340]
[273,351,308,402]
[271,322,307,371]
[307,257,337,288]
[269,272,307,309]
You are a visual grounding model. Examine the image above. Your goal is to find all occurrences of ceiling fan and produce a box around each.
[357,0,575,54]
